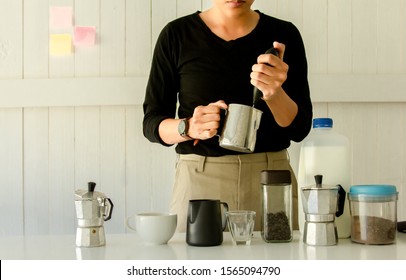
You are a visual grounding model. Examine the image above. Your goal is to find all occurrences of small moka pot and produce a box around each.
[75,182,113,247]
[301,175,345,246]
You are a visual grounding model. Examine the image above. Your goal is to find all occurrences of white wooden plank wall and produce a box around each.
[0,0,405,236]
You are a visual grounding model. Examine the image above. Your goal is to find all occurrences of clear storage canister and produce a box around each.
[261,170,292,242]
[348,185,398,245]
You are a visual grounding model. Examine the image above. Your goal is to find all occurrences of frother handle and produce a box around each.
[221,202,229,231]
[252,47,280,106]
[335,184,346,218]
[103,198,114,221]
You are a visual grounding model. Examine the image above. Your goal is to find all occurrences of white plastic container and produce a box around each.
[298,118,351,238]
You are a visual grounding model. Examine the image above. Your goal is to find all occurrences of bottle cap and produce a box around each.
[313,118,333,128]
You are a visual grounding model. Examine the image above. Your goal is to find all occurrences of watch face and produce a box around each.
[178,119,187,136]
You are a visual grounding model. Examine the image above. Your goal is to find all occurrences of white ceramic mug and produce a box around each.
[126,212,177,245]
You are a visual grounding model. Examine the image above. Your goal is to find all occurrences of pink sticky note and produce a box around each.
[50,6,73,29]
[74,26,96,46]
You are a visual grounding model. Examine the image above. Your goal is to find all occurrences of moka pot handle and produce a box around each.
[335,185,346,218]
[102,197,114,221]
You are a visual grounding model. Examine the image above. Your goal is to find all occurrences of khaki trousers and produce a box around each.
[170,150,298,232]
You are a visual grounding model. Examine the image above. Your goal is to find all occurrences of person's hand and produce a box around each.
[250,41,289,101]
[188,100,227,141]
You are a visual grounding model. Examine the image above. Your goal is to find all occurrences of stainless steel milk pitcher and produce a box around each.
[219,103,262,153]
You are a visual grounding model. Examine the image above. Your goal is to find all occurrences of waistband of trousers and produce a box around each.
[178,150,288,164]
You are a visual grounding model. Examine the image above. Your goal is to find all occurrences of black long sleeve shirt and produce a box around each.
[143,11,312,157]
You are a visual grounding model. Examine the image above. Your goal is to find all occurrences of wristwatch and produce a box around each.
[178,118,192,139]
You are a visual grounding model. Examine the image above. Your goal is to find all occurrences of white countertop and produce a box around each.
[1,231,405,260]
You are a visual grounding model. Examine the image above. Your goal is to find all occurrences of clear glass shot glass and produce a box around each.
[226,210,256,245]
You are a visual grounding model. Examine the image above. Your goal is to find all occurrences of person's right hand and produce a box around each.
[188,100,228,141]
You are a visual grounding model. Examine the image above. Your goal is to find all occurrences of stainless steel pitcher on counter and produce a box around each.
[75,182,114,247]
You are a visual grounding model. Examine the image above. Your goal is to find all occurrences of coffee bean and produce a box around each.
[263,211,291,241]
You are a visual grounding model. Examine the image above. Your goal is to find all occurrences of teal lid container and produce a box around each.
[348,185,398,202]
[348,184,398,244]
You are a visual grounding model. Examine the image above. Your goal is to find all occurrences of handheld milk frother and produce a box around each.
[252,47,280,107]
[195,47,279,152]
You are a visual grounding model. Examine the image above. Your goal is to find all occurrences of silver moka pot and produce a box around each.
[301,175,345,246]
[75,182,113,247]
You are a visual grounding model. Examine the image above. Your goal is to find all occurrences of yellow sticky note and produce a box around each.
[49,34,72,55]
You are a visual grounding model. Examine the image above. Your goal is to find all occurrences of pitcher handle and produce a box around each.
[216,108,228,138]
[220,202,229,231]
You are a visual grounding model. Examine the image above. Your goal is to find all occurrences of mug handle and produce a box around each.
[220,202,229,231]
[125,216,137,231]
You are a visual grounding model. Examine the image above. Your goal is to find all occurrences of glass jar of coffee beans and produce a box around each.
[260,170,292,243]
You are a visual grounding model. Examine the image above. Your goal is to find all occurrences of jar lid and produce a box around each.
[349,185,397,195]
[261,170,291,185]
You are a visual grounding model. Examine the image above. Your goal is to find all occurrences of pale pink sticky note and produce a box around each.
[74,26,96,46]
[49,6,73,29]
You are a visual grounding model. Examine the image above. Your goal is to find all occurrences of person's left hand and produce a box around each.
[250,41,288,101]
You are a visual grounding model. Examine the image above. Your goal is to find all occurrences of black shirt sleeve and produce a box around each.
[143,24,179,146]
